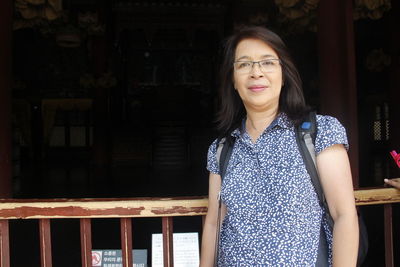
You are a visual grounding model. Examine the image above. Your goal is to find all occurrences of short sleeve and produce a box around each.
[206,139,220,174]
[315,115,349,155]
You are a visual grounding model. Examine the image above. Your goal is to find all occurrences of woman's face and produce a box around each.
[233,38,283,113]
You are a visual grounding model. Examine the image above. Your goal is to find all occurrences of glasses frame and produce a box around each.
[233,58,282,74]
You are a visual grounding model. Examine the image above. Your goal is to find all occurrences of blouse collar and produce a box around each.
[231,112,293,138]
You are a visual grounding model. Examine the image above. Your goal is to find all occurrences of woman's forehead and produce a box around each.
[235,38,278,59]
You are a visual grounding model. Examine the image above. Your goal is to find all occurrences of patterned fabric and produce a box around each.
[207,113,348,266]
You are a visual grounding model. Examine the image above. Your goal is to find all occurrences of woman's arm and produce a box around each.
[317,144,359,267]
[200,172,226,267]
[384,178,400,189]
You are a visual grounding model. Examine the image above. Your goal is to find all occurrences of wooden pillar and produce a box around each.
[388,2,400,166]
[317,0,359,185]
[0,0,13,197]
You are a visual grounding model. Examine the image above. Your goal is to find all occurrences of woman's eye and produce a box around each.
[239,62,251,68]
[261,60,274,66]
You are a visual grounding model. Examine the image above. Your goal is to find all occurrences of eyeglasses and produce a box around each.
[233,59,281,74]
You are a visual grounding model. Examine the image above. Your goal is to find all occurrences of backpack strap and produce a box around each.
[217,136,235,181]
[214,135,235,266]
[295,111,334,227]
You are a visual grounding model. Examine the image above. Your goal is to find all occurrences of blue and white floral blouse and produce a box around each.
[207,113,349,266]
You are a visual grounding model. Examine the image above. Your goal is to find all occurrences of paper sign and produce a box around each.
[91,249,147,267]
[152,232,199,267]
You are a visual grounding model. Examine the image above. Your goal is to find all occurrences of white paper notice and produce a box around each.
[152,232,199,267]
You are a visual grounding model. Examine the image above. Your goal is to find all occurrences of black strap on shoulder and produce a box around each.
[214,135,235,266]
[295,111,334,228]
[218,136,235,181]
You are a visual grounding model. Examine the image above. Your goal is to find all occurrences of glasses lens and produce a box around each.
[234,61,252,73]
[259,59,279,73]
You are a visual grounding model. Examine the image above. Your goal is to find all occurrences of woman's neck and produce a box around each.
[246,108,278,143]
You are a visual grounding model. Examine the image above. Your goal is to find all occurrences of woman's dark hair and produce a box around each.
[216,26,309,137]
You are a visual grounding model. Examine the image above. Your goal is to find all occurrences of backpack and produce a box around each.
[216,111,368,266]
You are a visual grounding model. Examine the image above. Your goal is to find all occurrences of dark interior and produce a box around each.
[6,0,400,266]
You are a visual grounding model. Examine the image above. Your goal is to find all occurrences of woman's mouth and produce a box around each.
[248,85,267,92]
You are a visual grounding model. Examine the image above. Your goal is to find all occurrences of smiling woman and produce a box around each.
[200,26,359,267]
[233,38,283,129]
[215,26,308,140]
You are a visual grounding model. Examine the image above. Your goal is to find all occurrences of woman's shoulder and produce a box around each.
[314,114,349,153]
[208,138,220,150]
[315,114,345,131]
[206,138,221,174]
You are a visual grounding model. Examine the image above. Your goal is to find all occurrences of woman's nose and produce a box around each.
[250,62,264,77]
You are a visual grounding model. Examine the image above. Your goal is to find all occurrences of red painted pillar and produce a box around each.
[388,2,400,167]
[317,0,359,185]
[0,0,13,197]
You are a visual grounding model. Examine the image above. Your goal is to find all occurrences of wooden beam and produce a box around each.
[0,197,209,219]
[120,218,133,267]
[354,187,400,206]
[80,218,92,267]
[0,189,399,220]
[162,217,173,267]
[0,0,13,197]
[39,219,52,267]
[384,204,394,267]
[317,0,359,185]
[0,220,10,267]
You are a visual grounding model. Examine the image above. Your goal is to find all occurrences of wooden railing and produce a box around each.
[354,187,400,267]
[0,188,399,267]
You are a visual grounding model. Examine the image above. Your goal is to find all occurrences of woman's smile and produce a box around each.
[248,84,268,92]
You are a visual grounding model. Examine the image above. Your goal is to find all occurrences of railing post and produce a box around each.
[384,204,394,267]
[162,217,173,267]
[39,219,52,267]
[0,220,10,267]
[80,218,92,267]
[120,218,133,267]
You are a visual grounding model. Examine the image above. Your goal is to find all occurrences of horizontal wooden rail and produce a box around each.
[0,188,398,220]
[354,187,400,206]
[0,196,209,219]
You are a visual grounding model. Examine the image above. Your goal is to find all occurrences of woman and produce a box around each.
[200,26,359,266]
